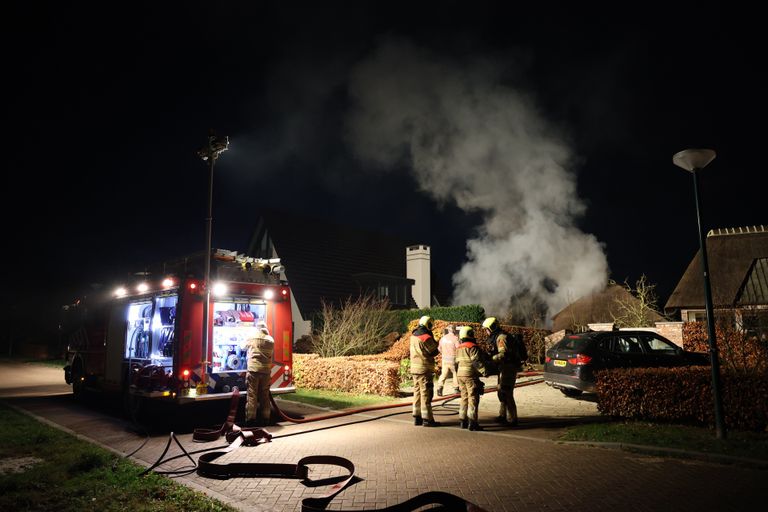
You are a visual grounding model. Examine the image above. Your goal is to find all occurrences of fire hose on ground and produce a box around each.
[140,372,544,511]
[269,370,544,424]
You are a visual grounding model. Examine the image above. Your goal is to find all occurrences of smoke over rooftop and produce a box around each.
[345,39,609,320]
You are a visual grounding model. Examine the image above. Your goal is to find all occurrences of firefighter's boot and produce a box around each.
[436,387,443,397]
[413,416,423,426]
[460,419,469,429]
[469,421,484,431]
[423,419,441,427]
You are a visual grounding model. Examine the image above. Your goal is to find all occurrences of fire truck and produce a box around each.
[62,249,294,407]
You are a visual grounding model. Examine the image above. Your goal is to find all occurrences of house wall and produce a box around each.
[289,291,312,342]
[543,322,685,350]
[654,321,684,346]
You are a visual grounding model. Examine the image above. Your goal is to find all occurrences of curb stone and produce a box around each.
[560,439,768,470]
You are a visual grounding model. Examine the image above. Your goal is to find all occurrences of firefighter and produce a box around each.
[455,325,489,431]
[436,324,460,397]
[482,317,524,426]
[244,324,274,427]
[409,315,440,427]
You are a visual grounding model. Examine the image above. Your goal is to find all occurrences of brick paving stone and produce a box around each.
[10,390,768,512]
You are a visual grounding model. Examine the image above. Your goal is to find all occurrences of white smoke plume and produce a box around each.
[346,39,608,320]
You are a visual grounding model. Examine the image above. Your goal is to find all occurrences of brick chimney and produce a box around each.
[406,245,431,309]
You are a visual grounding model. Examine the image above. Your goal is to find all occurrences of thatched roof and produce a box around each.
[665,227,768,312]
[551,283,664,332]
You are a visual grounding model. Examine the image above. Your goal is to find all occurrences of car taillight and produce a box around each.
[567,354,592,365]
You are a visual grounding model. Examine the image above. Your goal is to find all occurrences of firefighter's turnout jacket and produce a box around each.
[492,332,522,385]
[246,333,275,374]
[456,341,488,378]
[409,325,439,374]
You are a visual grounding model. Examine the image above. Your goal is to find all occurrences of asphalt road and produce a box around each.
[0,359,71,398]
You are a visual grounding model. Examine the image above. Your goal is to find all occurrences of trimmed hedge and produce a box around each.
[596,366,768,431]
[293,353,400,396]
[390,305,486,332]
[292,315,550,396]
[683,321,768,374]
[387,318,550,366]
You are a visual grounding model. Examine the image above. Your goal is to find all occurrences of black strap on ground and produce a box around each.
[197,431,486,511]
[192,387,241,442]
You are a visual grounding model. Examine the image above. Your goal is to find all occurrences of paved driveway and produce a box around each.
[6,374,764,512]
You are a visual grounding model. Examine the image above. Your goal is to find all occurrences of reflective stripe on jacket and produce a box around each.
[456,341,487,378]
[410,326,438,374]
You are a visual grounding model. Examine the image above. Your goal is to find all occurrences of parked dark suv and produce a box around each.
[543,330,710,396]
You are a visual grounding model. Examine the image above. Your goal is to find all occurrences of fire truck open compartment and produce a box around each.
[63,249,294,407]
[212,300,267,374]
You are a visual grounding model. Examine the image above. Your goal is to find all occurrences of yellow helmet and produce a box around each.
[418,315,434,330]
[482,317,499,331]
[459,325,475,341]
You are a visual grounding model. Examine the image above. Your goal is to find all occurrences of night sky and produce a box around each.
[4,1,762,339]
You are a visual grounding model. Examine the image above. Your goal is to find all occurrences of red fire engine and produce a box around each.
[63,249,294,406]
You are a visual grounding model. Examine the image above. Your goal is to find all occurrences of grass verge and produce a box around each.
[559,420,768,461]
[0,403,237,512]
[276,388,398,410]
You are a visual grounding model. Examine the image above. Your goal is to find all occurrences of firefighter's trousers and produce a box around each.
[457,376,480,422]
[497,367,518,422]
[437,361,459,391]
[246,370,271,422]
[411,373,435,421]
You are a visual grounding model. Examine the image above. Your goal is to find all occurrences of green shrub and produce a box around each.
[391,305,486,332]
[398,358,411,384]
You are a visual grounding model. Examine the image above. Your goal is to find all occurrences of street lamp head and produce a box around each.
[197,131,230,162]
[673,148,716,172]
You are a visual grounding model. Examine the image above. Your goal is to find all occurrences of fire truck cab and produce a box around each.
[63,249,294,406]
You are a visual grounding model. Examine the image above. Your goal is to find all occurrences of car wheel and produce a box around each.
[560,388,583,397]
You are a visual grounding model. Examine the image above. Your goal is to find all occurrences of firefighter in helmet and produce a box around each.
[243,322,274,427]
[409,315,441,427]
[455,325,489,431]
[482,316,523,426]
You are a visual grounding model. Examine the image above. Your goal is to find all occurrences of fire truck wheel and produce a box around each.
[122,389,145,420]
[71,359,85,399]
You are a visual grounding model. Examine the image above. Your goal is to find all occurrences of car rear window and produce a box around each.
[555,336,590,351]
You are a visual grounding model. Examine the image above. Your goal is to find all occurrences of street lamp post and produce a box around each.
[672,148,726,439]
[197,130,229,392]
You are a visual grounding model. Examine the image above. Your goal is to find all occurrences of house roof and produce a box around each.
[550,283,665,332]
[246,208,451,319]
[664,226,768,312]
[738,257,768,306]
